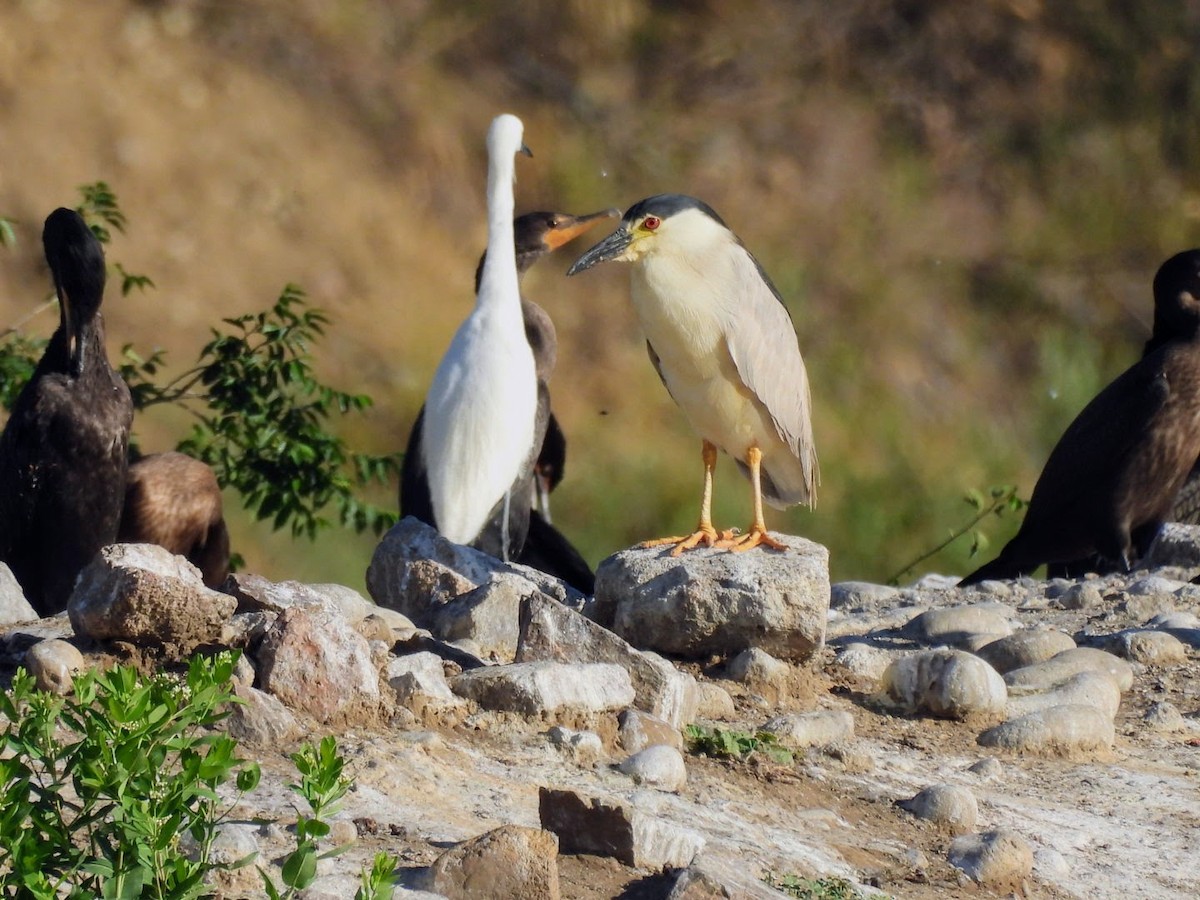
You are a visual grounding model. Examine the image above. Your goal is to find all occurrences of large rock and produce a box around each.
[412,824,560,899]
[256,605,382,725]
[451,661,635,716]
[1004,647,1133,692]
[69,543,237,650]
[978,704,1115,756]
[896,784,978,834]
[1004,671,1122,721]
[366,518,586,659]
[901,605,1013,649]
[948,830,1034,888]
[594,535,829,661]
[878,649,1007,719]
[539,787,705,870]
[516,593,698,728]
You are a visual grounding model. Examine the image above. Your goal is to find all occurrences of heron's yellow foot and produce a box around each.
[725,526,788,553]
[640,525,739,556]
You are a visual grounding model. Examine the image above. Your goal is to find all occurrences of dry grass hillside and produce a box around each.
[3,0,1200,588]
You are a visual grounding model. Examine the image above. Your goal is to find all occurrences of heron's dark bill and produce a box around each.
[566,227,632,275]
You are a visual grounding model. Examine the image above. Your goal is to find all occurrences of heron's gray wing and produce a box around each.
[723,244,819,491]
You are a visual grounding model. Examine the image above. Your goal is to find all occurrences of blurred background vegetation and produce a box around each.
[2,0,1200,589]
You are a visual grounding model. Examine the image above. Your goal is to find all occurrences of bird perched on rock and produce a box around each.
[0,208,133,615]
[568,193,819,555]
[401,206,615,594]
[406,113,538,565]
[118,451,230,588]
[961,249,1200,584]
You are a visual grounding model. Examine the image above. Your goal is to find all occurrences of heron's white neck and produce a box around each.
[477,117,523,315]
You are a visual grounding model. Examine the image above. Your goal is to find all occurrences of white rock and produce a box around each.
[1004,647,1134,692]
[693,682,736,720]
[725,647,788,684]
[1116,629,1188,665]
[833,642,899,682]
[0,563,37,625]
[618,744,688,791]
[902,606,1013,648]
[1005,671,1122,721]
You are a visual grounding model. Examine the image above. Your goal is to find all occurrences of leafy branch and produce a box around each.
[886,484,1027,585]
[0,181,400,542]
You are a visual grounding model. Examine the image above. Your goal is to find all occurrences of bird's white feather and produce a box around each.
[421,114,537,544]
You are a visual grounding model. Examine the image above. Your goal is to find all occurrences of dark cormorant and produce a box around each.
[118,451,230,588]
[0,208,133,615]
[400,207,615,593]
[961,249,1200,584]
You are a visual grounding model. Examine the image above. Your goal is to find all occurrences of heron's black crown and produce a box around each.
[622,194,727,228]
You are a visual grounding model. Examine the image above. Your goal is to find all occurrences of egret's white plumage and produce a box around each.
[568,193,817,554]
[421,114,537,548]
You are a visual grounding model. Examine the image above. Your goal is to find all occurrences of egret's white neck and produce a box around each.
[477,127,521,314]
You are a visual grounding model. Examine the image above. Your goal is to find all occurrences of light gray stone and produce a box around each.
[833,642,900,682]
[1033,847,1071,882]
[901,606,1013,648]
[547,725,604,764]
[878,649,1007,719]
[1146,611,1200,647]
[0,563,36,625]
[539,787,705,870]
[948,829,1034,887]
[897,784,978,834]
[24,638,85,694]
[1114,629,1188,665]
[1143,701,1191,734]
[1004,647,1133,692]
[978,704,1115,755]
[829,581,900,612]
[618,744,688,791]
[452,661,634,716]
[761,709,855,748]
[69,543,237,650]
[1005,671,1122,721]
[595,535,828,661]
[428,573,534,661]
[224,682,300,745]
[975,629,1076,675]
[256,605,382,725]
[968,757,1003,779]
[725,647,788,684]
[1051,583,1103,610]
[411,824,561,899]
[387,651,465,714]
[366,517,586,627]
[516,593,699,728]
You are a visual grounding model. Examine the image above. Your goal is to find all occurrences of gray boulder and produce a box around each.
[595,535,829,661]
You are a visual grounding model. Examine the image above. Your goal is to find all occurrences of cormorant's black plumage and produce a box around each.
[399,209,614,592]
[962,249,1200,584]
[0,208,133,615]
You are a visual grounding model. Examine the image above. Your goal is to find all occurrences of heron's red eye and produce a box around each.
[642,216,661,231]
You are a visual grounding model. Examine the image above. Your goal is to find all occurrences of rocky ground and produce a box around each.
[2,519,1200,899]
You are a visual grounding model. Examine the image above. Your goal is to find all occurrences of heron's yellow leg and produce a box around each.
[727,445,788,552]
[640,440,738,555]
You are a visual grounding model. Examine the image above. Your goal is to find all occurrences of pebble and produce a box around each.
[1051,583,1103,610]
[24,638,85,694]
[693,682,736,720]
[1033,847,1071,881]
[1143,701,1190,734]
[968,757,1003,779]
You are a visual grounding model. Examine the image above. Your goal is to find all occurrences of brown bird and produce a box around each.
[118,451,230,588]
[961,249,1200,584]
[0,208,133,616]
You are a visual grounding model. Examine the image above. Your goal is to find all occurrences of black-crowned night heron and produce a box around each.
[401,205,614,591]
[961,249,1200,584]
[118,452,230,588]
[567,193,819,555]
[0,207,133,615]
